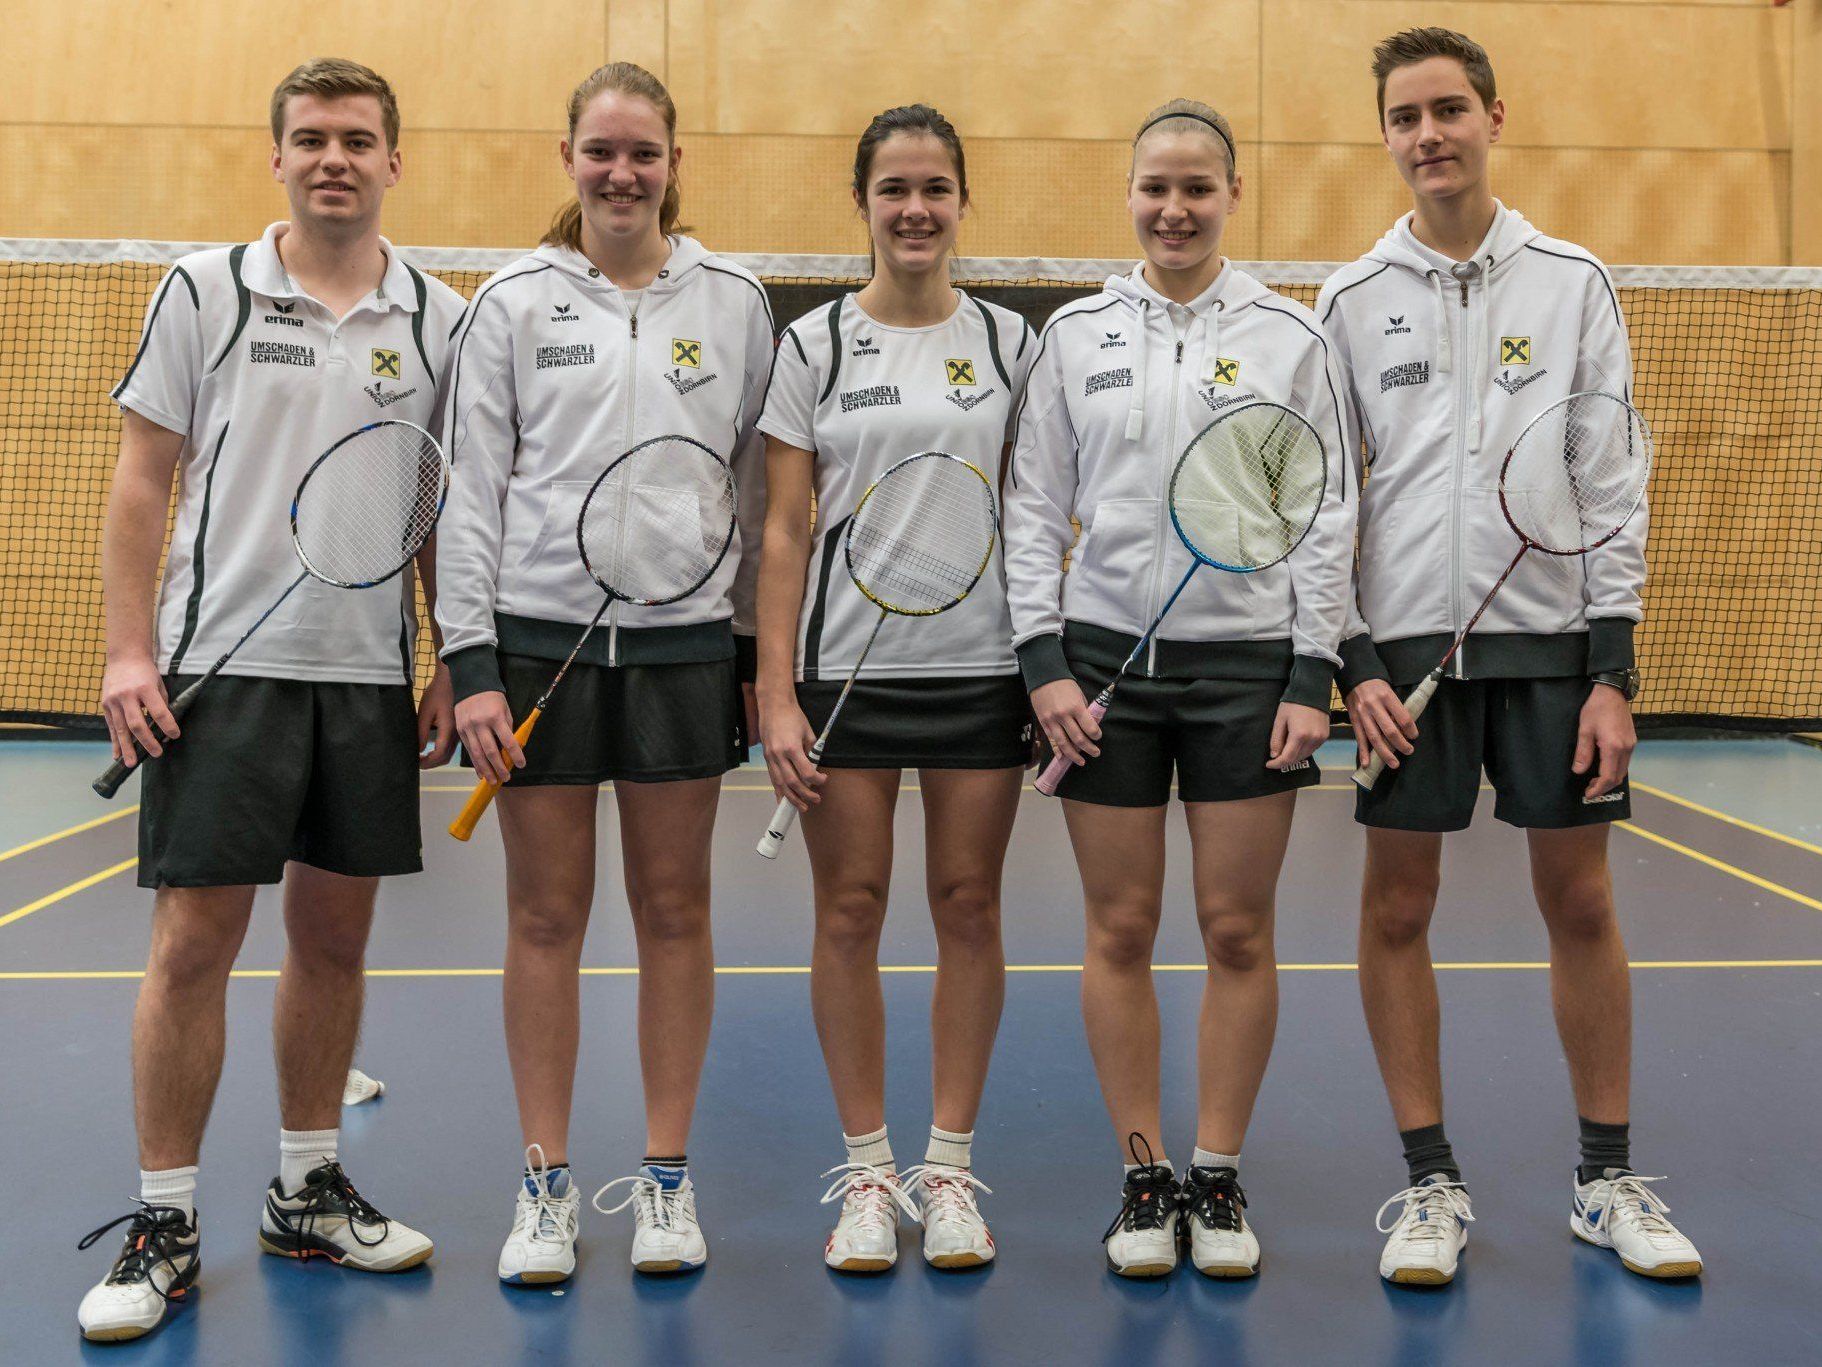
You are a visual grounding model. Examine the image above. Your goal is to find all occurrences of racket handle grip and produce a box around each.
[1351,674,1442,792]
[448,712,541,841]
[1034,699,1109,797]
[91,679,205,800]
[756,794,800,860]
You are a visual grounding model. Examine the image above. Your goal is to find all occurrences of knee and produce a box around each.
[930,877,1000,952]
[1362,872,1440,950]
[1539,876,1616,943]
[287,926,368,977]
[1086,903,1159,971]
[818,883,889,956]
[628,885,710,945]
[1198,904,1271,973]
[510,899,590,955]
[148,924,240,991]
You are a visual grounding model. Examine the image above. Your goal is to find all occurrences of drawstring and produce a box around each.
[1198,300,1225,386]
[1430,271,1453,374]
[1125,298,1150,441]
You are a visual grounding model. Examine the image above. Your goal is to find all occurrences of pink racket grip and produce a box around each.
[1351,674,1441,791]
[1034,699,1109,797]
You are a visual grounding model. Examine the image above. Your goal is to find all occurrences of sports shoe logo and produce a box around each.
[851,335,881,356]
[666,367,718,395]
[945,385,996,412]
[1384,315,1411,336]
[1100,331,1126,349]
[550,302,579,323]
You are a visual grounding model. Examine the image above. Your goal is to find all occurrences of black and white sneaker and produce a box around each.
[258,1162,433,1272]
[1179,1166,1260,1277]
[76,1203,200,1342]
[1102,1136,1180,1277]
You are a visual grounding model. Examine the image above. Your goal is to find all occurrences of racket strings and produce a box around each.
[846,456,997,616]
[1503,393,1652,555]
[293,423,448,587]
[1171,405,1326,571]
[581,440,737,606]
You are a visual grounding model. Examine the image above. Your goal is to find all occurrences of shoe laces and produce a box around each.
[291,1162,391,1250]
[593,1174,696,1233]
[1103,1133,1177,1242]
[819,1162,920,1234]
[1599,1174,1680,1244]
[1375,1180,1474,1245]
[515,1145,578,1246]
[1180,1166,1247,1234]
[900,1164,991,1229]
[77,1203,193,1298]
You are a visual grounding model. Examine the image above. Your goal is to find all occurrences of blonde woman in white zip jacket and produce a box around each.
[1001,99,1356,1279]
[437,64,772,1283]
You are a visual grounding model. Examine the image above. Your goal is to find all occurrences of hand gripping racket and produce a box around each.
[449,434,737,840]
[1352,390,1653,790]
[93,419,449,799]
[1034,400,1329,796]
[756,452,998,859]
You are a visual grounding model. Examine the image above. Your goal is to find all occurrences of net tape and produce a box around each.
[846,453,997,616]
[292,421,447,588]
[580,437,736,606]
[1,241,1817,730]
[1503,393,1653,557]
[1172,403,1327,572]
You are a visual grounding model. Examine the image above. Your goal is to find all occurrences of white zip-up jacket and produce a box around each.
[1003,262,1356,710]
[436,237,772,701]
[1317,204,1644,689]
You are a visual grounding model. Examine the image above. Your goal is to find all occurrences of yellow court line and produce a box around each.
[0,858,137,929]
[1616,822,1822,914]
[0,806,137,863]
[4,959,1819,982]
[1631,781,1822,860]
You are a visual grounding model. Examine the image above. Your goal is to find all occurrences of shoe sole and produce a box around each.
[1384,1266,1454,1286]
[258,1230,432,1272]
[1570,1221,1701,1279]
[827,1256,895,1273]
[501,1268,573,1285]
[926,1251,993,1270]
[633,1259,705,1275]
[1107,1255,1176,1278]
[1194,1261,1259,1279]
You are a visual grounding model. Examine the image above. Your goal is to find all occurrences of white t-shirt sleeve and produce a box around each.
[112,266,204,436]
[756,323,819,452]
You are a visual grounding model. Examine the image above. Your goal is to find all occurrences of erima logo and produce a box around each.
[274,301,295,314]
[250,341,314,367]
[945,386,996,412]
[839,383,900,412]
[1494,367,1549,395]
[264,312,304,329]
[666,368,717,395]
[1282,758,1313,771]
[851,335,881,357]
[536,343,596,369]
[1380,360,1430,392]
[1384,315,1411,336]
[550,303,579,323]
[365,382,420,409]
[1085,367,1132,396]
[1100,331,1125,349]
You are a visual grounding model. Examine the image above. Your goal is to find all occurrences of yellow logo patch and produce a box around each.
[1211,357,1240,386]
[672,338,702,368]
[1500,336,1532,366]
[370,348,401,379]
[945,358,976,386]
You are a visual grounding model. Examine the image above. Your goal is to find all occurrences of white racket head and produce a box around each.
[290,420,450,589]
[578,435,738,605]
[1168,401,1327,573]
[842,452,998,617]
[1499,391,1653,556]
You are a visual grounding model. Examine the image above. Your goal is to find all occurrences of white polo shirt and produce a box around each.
[759,291,1034,681]
[113,222,467,684]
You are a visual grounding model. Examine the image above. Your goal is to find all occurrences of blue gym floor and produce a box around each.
[3,738,1819,1365]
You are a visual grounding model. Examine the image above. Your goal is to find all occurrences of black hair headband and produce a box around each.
[1135,111,1237,168]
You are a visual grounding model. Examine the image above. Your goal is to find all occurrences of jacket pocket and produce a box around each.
[1065,498,1158,630]
[1360,489,1452,635]
[515,479,595,575]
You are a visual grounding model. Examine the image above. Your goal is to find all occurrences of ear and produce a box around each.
[851,184,867,219]
[1228,172,1243,211]
[270,142,284,184]
[559,138,576,183]
[386,146,402,189]
[670,142,683,176]
[1487,97,1506,145]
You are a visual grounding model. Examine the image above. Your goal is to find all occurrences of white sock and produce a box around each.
[140,1165,198,1222]
[1125,1159,1172,1177]
[843,1125,895,1174]
[925,1126,973,1169]
[279,1128,339,1195]
[1192,1148,1241,1172]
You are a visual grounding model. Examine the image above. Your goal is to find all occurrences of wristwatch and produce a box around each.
[1590,668,1640,701]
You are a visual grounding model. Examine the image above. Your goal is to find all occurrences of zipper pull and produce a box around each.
[1458,279,1469,307]
[1175,339,1184,365]
[630,311,639,338]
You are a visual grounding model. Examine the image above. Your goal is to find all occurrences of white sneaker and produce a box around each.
[1179,1165,1260,1278]
[1572,1171,1702,1278]
[903,1164,995,1269]
[1103,1163,1180,1278]
[259,1162,433,1271]
[593,1170,707,1274]
[76,1204,200,1342]
[1376,1176,1474,1285]
[499,1146,581,1284]
[820,1162,919,1273]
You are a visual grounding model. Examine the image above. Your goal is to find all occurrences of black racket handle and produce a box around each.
[92,678,206,799]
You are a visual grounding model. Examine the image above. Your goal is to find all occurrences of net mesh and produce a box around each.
[1503,392,1653,557]
[579,436,736,606]
[292,420,448,588]
[846,453,997,616]
[1173,403,1327,572]
[1,243,1818,730]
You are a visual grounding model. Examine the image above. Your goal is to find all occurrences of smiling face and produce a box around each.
[1381,56,1503,204]
[563,90,679,246]
[855,131,965,277]
[270,93,400,232]
[1128,129,1240,278]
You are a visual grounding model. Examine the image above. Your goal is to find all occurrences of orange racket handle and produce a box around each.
[448,711,542,841]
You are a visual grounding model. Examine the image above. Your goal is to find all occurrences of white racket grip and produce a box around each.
[1034,698,1110,797]
[756,794,799,860]
[1351,673,1442,791]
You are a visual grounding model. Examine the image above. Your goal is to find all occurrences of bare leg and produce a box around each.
[133,885,256,1170]
[1357,829,1447,1131]
[1528,825,1631,1123]
[499,784,600,1164]
[273,865,380,1132]
[1064,799,1169,1161]
[919,767,1022,1135]
[1183,792,1297,1154]
[615,777,723,1155]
